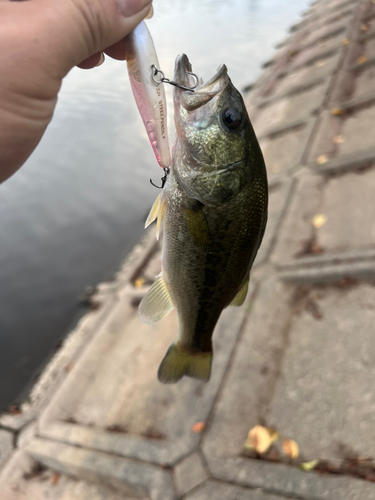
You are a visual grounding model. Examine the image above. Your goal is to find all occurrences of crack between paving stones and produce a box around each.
[206,474,325,500]
[29,434,175,471]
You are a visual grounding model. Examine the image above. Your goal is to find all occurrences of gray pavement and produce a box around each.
[2,0,375,498]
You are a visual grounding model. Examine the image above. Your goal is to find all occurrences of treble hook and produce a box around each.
[150,167,170,189]
[151,64,199,92]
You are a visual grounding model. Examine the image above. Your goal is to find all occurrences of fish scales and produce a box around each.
[140,54,268,384]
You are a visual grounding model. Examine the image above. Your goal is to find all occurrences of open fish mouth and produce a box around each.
[174,54,229,94]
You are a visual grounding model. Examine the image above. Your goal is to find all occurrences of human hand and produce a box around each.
[0,0,152,183]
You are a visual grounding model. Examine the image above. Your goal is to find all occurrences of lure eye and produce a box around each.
[221,107,242,130]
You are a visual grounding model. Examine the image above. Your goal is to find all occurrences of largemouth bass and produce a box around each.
[140,54,268,384]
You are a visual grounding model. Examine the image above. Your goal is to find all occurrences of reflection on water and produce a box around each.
[0,0,310,408]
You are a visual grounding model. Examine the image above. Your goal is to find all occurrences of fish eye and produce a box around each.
[221,107,242,130]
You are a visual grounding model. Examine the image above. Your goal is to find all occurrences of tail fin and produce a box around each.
[158,344,212,384]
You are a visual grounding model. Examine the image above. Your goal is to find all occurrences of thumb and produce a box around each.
[31,0,153,78]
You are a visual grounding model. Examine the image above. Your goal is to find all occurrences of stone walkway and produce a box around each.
[2,0,375,498]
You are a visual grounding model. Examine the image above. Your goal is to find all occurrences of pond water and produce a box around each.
[0,0,311,409]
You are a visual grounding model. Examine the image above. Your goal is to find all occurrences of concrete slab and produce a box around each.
[25,437,175,500]
[271,174,325,267]
[0,429,13,469]
[268,282,375,462]
[253,82,327,137]
[202,275,295,460]
[273,52,340,98]
[185,480,286,500]
[36,266,254,466]
[207,457,375,500]
[0,449,148,500]
[317,169,375,250]
[259,121,314,177]
[201,276,375,499]
[174,452,208,496]
[272,168,375,268]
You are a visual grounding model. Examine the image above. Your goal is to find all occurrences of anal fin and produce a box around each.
[228,278,249,307]
[139,274,174,325]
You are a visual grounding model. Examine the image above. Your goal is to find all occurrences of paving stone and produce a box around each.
[259,122,314,177]
[25,437,174,500]
[185,480,286,500]
[268,282,375,461]
[339,105,375,155]
[0,450,145,500]
[273,53,340,98]
[37,275,253,466]
[174,452,208,496]
[300,16,350,49]
[287,35,343,72]
[201,275,375,499]
[271,174,325,267]
[0,429,14,469]
[202,275,295,460]
[253,83,327,137]
[317,169,375,250]
[272,168,375,267]
[207,457,375,500]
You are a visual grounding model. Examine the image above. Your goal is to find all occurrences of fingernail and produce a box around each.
[117,0,152,17]
[145,4,153,19]
[96,52,105,67]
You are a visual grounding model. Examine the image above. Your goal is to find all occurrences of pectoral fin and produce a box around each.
[139,274,174,325]
[228,278,249,307]
[183,205,210,252]
[145,193,166,240]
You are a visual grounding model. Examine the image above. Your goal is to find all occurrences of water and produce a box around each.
[0,0,311,409]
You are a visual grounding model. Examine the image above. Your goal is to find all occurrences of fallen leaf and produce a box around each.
[51,473,60,486]
[245,425,272,454]
[282,438,299,459]
[361,24,368,32]
[333,135,344,144]
[312,214,327,229]
[134,277,145,288]
[341,38,350,46]
[300,459,319,471]
[331,107,344,116]
[357,55,368,65]
[316,154,329,165]
[191,422,205,433]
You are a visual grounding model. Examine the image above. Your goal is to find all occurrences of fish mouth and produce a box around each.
[174,54,229,94]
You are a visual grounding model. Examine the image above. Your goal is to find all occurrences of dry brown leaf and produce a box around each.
[51,473,60,486]
[282,438,299,459]
[316,154,329,165]
[331,107,344,116]
[312,214,327,229]
[341,38,350,46]
[333,135,344,144]
[246,425,272,454]
[191,422,205,433]
[357,55,368,65]
[300,459,319,471]
[134,277,145,288]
